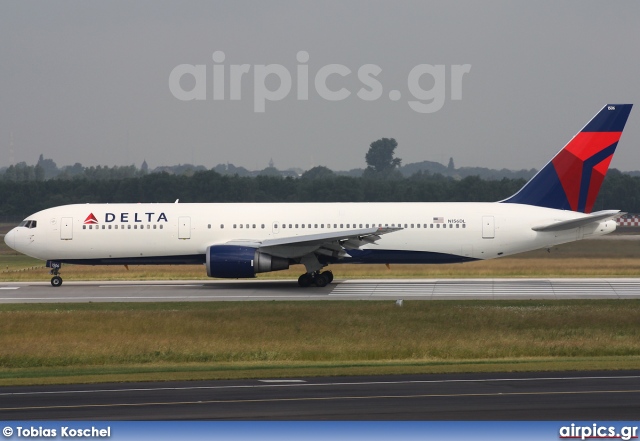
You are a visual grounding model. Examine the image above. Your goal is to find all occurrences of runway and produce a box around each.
[1,371,639,420]
[2,278,640,302]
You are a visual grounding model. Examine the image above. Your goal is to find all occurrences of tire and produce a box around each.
[51,276,63,287]
[298,273,312,287]
[314,273,328,288]
[321,270,334,283]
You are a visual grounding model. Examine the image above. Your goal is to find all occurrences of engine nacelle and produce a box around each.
[206,245,290,278]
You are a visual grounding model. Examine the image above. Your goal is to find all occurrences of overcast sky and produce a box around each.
[1,1,639,172]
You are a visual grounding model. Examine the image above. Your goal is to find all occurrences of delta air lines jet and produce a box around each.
[4,104,633,287]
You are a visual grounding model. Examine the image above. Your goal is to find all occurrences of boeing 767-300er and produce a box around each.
[4,104,633,287]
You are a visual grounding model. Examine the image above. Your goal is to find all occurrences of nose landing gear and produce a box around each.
[47,261,63,287]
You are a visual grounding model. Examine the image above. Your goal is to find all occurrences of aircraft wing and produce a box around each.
[532,210,622,232]
[223,226,402,260]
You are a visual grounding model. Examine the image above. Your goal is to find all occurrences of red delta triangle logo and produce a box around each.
[84,213,99,224]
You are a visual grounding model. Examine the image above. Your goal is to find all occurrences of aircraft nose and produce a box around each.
[4,228,16,251]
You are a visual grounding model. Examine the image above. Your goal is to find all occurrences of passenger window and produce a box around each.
[160,225,163,229]
[83,225,86,230]
[220,224,224,229]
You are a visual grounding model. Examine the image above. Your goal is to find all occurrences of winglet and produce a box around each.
[502,104,633,213]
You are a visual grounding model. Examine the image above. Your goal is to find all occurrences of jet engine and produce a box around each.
[206,245,289,278]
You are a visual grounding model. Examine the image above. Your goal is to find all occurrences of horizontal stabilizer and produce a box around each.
[532,210,622,232]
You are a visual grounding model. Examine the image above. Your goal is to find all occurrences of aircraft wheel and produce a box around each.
[298,273,312,287]
[314,273,328,288]
[51,276,63,287]
[321,270,334,284]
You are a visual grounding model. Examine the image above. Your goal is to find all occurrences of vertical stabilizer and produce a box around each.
[502,104,632,213]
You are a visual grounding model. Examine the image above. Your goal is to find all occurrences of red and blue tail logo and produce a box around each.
[503,104,633,213]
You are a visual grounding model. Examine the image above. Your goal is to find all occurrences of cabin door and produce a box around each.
[60,217,73,240]
[482,216,495,239]
[178,216,191,239]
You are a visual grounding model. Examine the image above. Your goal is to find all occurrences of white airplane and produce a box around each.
[4,104,633,287]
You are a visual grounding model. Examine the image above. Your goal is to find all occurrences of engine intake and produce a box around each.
[206,245,289,278]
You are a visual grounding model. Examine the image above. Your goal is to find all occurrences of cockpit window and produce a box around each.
[20,220,37,229]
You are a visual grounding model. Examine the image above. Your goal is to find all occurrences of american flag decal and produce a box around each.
[433,217,444,223]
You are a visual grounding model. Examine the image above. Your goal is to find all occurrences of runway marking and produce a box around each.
[328,280,640,298]
[0,296,326,301]
[259,380,307,383]
[99,284,204,288]
[0,287,19,290]
[2,389,639,412]
[2,375,638,396]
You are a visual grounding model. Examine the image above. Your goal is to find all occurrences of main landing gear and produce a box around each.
[298,270,334,288]
[48,261,63,287]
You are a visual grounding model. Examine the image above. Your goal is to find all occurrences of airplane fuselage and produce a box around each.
[4,202,616,267]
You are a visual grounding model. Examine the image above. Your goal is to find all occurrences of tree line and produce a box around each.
[2,168,640,220]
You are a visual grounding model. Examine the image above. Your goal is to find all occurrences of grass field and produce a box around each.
[0,300,639,386]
